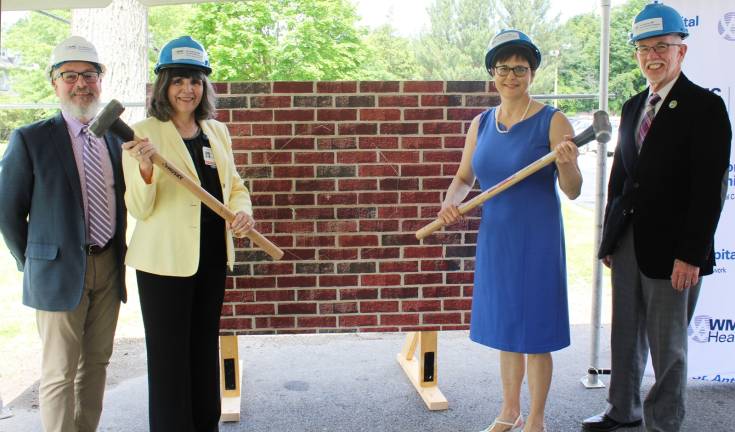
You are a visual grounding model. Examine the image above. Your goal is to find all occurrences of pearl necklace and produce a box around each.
[495,98,533,134]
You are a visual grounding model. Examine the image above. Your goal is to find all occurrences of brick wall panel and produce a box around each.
[219,80,498,334]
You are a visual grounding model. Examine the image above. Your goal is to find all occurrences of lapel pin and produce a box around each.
[669,100,678,109]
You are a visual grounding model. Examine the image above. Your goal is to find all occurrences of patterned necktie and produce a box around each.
[81,126,113,246]
[636,93,661,153]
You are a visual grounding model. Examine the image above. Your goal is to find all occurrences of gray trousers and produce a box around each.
[605,228,700,432]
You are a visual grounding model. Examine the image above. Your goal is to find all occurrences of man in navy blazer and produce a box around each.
[0,36,126,431]
[583,3,731,432]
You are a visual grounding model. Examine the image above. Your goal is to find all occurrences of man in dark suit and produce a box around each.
[0,36,126,432]
[582,3,731,432]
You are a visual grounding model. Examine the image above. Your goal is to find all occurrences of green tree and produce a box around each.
[362,24,422,80]
[185,0,366,81]
[0,11,70,143]
[147,4,196,73]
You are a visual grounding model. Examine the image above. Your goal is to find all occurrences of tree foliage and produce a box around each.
[185,0,367,81]
[361,24,422,80]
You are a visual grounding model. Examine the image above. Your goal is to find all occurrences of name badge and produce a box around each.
[202,146,216,168]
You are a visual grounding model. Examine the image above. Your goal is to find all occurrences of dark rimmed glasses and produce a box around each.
[634,42,682,56]
[489,65,530,77]
[54,71,101,84]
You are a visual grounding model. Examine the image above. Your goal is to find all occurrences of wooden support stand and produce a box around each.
[396,331,448,410]
[220,335,243,422]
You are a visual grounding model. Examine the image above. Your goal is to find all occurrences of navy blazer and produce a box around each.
[599,74,731,278]
[0,113,127,311]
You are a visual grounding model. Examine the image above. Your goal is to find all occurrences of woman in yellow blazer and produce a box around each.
[121,36,253,432]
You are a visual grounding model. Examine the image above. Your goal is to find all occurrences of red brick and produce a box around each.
[295,179,335,192]
[402,300,442,312]
[338,123,378,135]
[359,137,399,149]
[359,220,399,232]
[447,272,474,284]
[339,235,379,248]
[295,123,336,135]
[361,248,400,260]
[232,138,271,150]
[402,164,441,178]
[239,277,277,289]
[274,221,314,233]
[295,235,336,247]
[359,109,401,121]
[277,276,317,288]
[316,220,357,232]
[359,81,399,93]
[404,108,444,121]
[339,315,377,327]
[253,263,293,275]
[359,326,400,333]
[381,287,419,298]
[378,206,418,219]
[442,164,460,175]
[212,82,229,94]
[274,109,315,121]
[235,303,275,315]
[278,302,317,314]
[361,274,401,286]
[405,273,443,285]
[381,314,419,326]
[220,318,253,330]
[295,208,334,219]
[250,96,291,108]
[382,233,420,246]
[339,288,379,300]
[233,109,273,122]
[359,165,399,177]
[221,304,233,315]
[403,81,444,93]
[273,81,314,93]
[254,208,294,220]
[337,262,376,274]
[215,110,231,122]
[336,95,375,107]
[400,191,440,204]
[422,286,462,298]
[318,137,357,150]
[227,124,252,136]
[255,290,295,302]
[358,192,399,205]
[379,95,418,107]
[404,246,443,259]
[319,249,359,261]
[269,317,296,328]
[360,301,399,313]
[250,194,273,207]
[423,313,462,324]
[318,109,357,121]
[253,179,292,192]
[297,289,338,301]
[423,122,463,134]
[280,249,316,260]
[318,193,358,206]
[379,151,419,164]
[274,193,315,206]
[223,290,254,303]
[447,108,485,120]
[251,152,292,164]
[295,152,335,164]
[444,136,466,148]
[273,166,315,178]
[421,259,461,272]
[297,316,337,328]
[443,299,472,310]
[421,95,462,106]
[380,178,418,191]
[401,137,442,149]
[337,207,377,219]
[323,302,359,314]
[252,123,293,136]
[338,179,377,191]
[380,123,419,135]
[317,82,357,93]
[319,274,359,286]
[422,178,452,189]
[379,261,418,273]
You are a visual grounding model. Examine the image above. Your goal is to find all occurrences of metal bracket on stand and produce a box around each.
[396,331,448,410]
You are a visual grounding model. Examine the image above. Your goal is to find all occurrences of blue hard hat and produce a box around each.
[630,1,688,44]
[484,29,542,71]
[155,36,212,75]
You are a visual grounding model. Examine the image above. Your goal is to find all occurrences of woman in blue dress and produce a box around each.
[438,30,582,432]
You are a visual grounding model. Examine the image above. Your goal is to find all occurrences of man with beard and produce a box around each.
[0,36,127,432]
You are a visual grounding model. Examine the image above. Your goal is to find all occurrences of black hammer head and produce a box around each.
[89,99,125,138]
[592,110,612,144]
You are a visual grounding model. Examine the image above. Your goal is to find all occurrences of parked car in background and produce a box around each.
[568,113,620,156]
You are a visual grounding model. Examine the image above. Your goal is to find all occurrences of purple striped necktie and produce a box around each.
[636,93,661,153]
[81,126,113,247]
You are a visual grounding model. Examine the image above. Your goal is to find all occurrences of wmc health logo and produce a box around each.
[689,315,735,343]
[718,12,735,41]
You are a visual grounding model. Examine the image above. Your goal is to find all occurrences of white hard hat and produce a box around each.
[48,36,106,79]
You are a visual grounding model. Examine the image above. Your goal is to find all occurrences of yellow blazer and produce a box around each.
[122,117,252,276]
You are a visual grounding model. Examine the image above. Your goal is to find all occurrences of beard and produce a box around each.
[60,94,100,123]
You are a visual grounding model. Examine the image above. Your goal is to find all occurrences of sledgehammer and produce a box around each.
[415,110,612,240]
[89,99,284,260]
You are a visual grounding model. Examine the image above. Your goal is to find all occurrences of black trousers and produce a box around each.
[137,230,226,432]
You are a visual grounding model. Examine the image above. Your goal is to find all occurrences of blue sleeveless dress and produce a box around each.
[469,104,570,353]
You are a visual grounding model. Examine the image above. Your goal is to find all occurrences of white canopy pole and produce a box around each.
[582,0,611,389]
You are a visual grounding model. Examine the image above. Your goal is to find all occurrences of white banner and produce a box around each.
[667,0,735,383]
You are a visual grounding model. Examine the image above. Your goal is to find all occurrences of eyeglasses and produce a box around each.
[634,42,682,56]
[489,65,530,77]
[54,71,101,84]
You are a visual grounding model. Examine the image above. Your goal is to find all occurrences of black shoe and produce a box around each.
[582,414,642,432]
